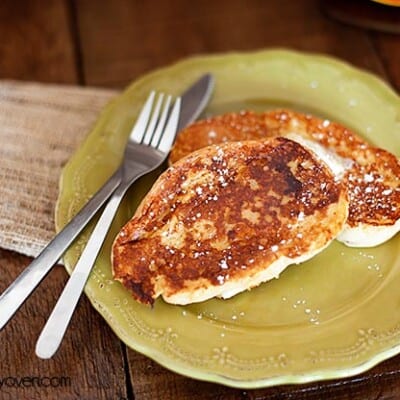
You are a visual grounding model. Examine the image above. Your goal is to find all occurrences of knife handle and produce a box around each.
[0,169,122,330]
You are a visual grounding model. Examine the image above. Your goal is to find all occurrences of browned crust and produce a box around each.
[170,110,400,228]
[113,137,347,305]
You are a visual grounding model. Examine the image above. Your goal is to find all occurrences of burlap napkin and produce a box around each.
[0,81,118,258]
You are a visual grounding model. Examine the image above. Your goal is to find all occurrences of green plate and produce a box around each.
[56,49,400,388]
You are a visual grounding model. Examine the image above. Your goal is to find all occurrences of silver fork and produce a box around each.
[35,92,181,359]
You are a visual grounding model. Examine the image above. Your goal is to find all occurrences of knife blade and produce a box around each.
[178,73,214,131]
[0,73,214,330]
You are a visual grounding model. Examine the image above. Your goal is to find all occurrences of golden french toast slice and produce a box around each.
[112,137,349,306]
[169,111,275,162]
[170,110,400,247]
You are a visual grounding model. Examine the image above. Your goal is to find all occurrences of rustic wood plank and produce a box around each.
[127,349,400,400]
[74,0,387,88]
[322,0,400,92]
[322,0,400,34]
[0,249,128,400]
[0,0,78,83]
[370,32,400,92]
[250,358,400,399]
[127,350,241,400]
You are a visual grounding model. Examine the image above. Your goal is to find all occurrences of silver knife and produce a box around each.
[0,74,214,330]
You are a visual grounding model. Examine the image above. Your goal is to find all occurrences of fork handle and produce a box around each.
[35,178,133,359]
[0,169,122,330]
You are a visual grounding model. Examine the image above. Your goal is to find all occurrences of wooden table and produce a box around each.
[1,1,400,399]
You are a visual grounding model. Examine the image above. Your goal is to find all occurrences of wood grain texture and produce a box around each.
[0,0,78,84]
[371,32,400,91]
[127,348,400,400]
[74,0,387,88]
[128,350,241,400]
[0,249,127,400]
[322,0,400,34]
[322,0,400,92]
